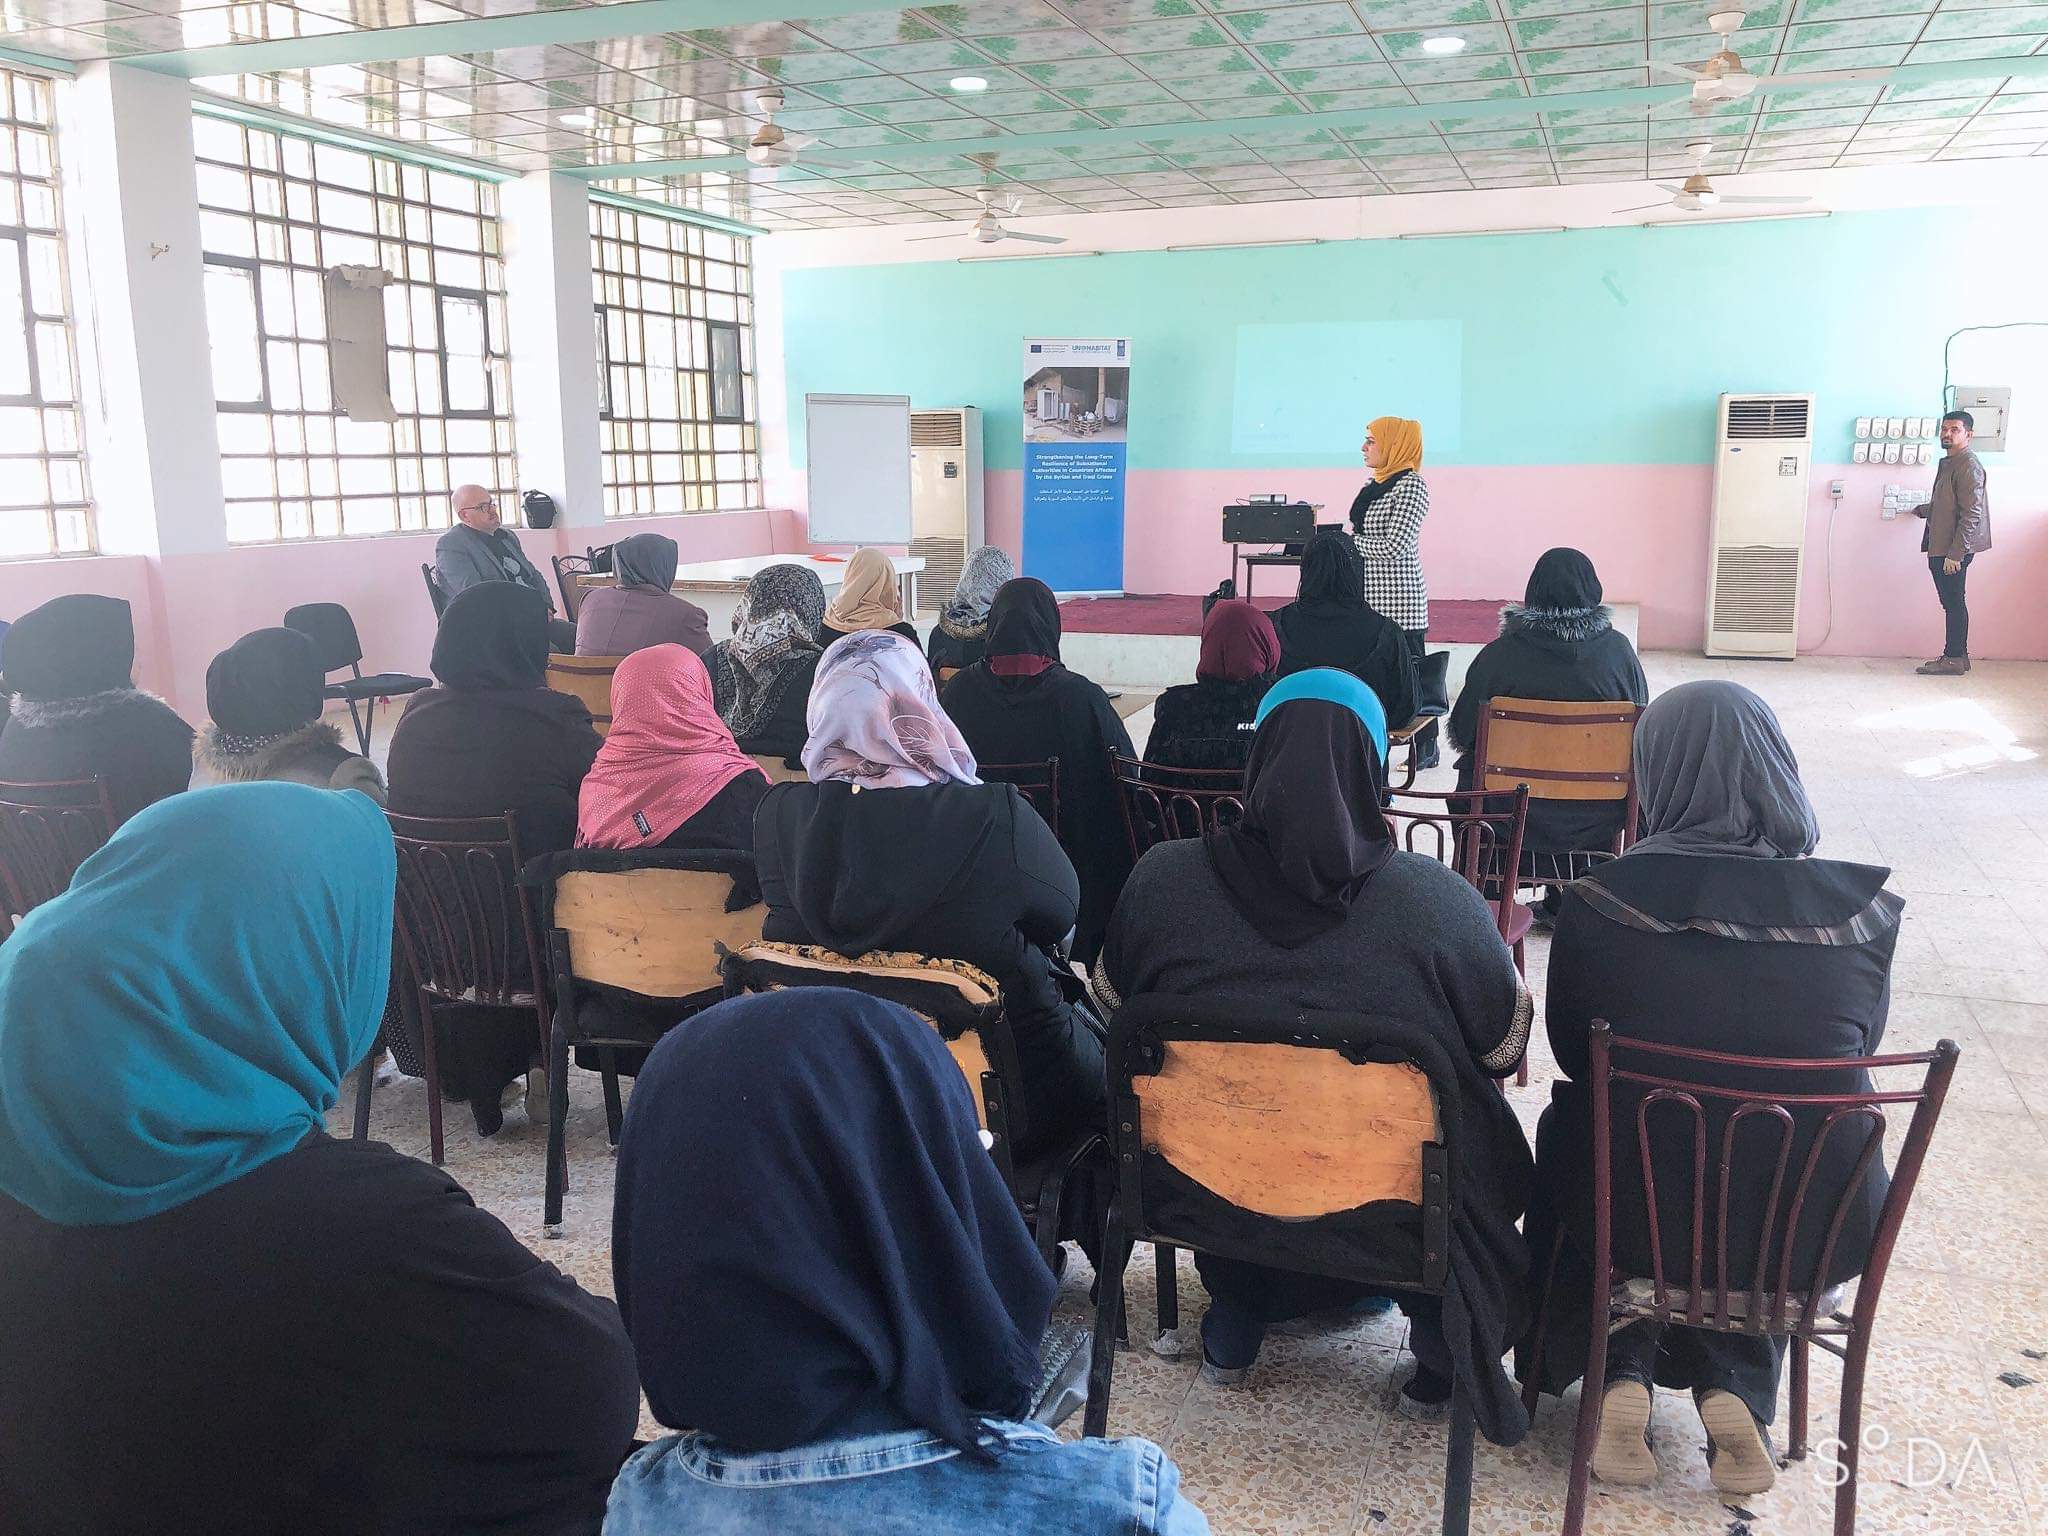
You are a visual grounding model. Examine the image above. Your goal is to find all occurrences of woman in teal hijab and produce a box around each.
[0,783,639,1532]
[0,781,393,1224]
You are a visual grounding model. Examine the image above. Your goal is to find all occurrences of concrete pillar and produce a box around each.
[63,63,225,559]
[501,171,602,540]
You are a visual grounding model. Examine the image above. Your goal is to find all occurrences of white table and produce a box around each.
[671,552,926,639]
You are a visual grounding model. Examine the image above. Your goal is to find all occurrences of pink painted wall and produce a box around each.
[982,463,2047,660]
[0,509,792,717]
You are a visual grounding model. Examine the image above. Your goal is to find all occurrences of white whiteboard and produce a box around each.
[805,393,912,544]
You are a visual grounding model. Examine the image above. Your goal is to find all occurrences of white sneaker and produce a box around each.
[1592,1378,1658,1486]
[523,1067,549,1125]
[372,1049,401,1086]
[1697,1388,1776,1495]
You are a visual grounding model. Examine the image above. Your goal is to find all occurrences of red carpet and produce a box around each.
[1057,595,1508,644]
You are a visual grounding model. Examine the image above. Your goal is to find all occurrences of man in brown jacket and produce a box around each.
[1914,410,1993,675]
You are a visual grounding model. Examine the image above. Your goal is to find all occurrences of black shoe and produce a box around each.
[470,1095,503,1137]
[1414,745,1441,771]
[1397,1365,1454,1420]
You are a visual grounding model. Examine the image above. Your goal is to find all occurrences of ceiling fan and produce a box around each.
[1650,7,1891,106]
[905,184,1067,246]
[745,89,815,173]
[1615,140,1813,214]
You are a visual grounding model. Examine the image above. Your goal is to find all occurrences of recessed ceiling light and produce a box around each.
[558,111,593,127]
[948,75,990,93]
[1420,35,1467,54]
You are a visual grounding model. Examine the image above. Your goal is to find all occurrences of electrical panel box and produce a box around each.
[1950,385,2011,452]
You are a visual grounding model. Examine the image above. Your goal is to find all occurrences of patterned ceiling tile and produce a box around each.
[1780,41,1915,67]
[1908,33,2044,57]
[1523,40,1659,72]
[1016,54,1148,84]
[1513,0,1638,18]
[1254,32,1387,66]
[1216,3,1367,43]
[1790,12,1931,46]
[928,0,1074,34]
[1513,9,1647,49]
[1277,58,1400,87]
[984,25,1116,60]
[686,22,831,58]
[1096,14,1240,51]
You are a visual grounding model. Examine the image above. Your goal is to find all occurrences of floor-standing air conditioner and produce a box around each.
[908,407,983,613]
[1704,392,1813,660]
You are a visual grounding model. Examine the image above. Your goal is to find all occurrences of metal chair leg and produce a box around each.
[543,1020,571,1237]
[1155,1243,1179,1335]
[351,1050,375,1142]
[1520,1227,1565,1419]
[1789,1333,1811,1461]
[599,1046,624,1148]
[1083,1204,1133,1440]
[1442,1380,1476,1536]
[1561,1295,1608,1536]
[344,696,371,758]
[418,990,444,1167]
[1833,1327,1871,1536]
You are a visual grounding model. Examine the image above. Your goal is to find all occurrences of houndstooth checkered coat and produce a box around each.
[1349,470,1430,632]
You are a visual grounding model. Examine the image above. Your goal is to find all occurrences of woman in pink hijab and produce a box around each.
[577,645,770,853]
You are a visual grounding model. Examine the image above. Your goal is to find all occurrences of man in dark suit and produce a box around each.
[434,486,575,651]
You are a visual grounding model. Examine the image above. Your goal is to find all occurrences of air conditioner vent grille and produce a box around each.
[1711,546,1801,635]
[1724,397,1811,441]
[910,411,964,448]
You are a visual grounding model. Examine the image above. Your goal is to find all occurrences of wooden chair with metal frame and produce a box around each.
[1472,697,1642,888]
[528,848,765,1236]
[544,653,624,736]
[1107,752,1246,861]
[1086,994,1481,1536]
[550,548,614,622]
[718,940,1157,1322]
[0,777,116,940]
[1521,1023,1960,1536]
[355,810,550,1166]
[1382,784,1534,1084]
[978,758,1060,834]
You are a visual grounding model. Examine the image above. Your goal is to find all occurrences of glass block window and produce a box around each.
[0,69,90,559]
[591,202,761,518]
[192,115,517,544]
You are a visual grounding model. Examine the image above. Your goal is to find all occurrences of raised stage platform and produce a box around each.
[1054,596,1640,691]
[1054,594,1509,644]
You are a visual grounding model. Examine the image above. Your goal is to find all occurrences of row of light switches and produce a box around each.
[1879,483,1931,520]
[1855,416,1936,440]
[1855,441,1934,465]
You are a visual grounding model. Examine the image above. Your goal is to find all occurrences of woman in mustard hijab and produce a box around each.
[1350,415,1435,766]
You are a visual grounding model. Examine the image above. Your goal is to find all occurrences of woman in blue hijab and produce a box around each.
[606,987,1209,1535]
[0,783,638,1535]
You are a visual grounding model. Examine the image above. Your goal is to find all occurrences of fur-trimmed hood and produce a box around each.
[196,719,356,781]
[10,686,176,729]
[1499,604,1614,645]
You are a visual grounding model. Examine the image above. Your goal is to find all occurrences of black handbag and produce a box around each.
[1415,651,1451,717]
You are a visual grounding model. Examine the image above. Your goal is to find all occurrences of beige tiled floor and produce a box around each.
[334,653,2048,1536]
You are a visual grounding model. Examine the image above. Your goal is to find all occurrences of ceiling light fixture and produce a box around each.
[1643,208,1830,228]
[949,76,990,93]
[957,248,1099,262]
[1165,237,1325,252]
[1396,225,1568,239]
[1420,35,1467,55]
[558,111,593,128]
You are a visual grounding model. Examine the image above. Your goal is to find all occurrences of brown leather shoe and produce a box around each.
[1916,656,1969,675]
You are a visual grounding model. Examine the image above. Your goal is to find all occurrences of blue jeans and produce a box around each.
[604,1417,1209,1536]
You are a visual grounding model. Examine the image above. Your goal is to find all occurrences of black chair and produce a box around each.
[0,777,115,939]
[1108,752,1246,860]
[421,563,449,620]
[528,848,765,1235]
[1086,994,1477,1536]
[283,601,432,757]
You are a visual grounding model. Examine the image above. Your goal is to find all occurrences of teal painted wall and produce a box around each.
[779,206,2048,470]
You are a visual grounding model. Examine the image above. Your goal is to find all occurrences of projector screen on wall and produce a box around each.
[1230,320,1465,457]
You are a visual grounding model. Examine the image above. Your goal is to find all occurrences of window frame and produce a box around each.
[590,200,762,520]
[0,67,94,559]
[193,115,518,546]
